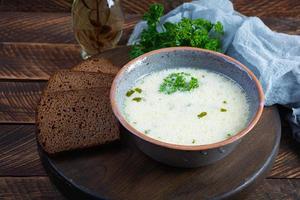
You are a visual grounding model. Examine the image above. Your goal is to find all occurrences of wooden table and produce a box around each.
[0,0,299,199]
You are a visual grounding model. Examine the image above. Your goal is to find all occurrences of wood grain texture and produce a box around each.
[270,123,300,178]
[0,43,81,80]
[0,0,72,12]
[0,12,74,44]
[0,177,299,200]
[262,17,300,35]
[0,177,65,200]
[0,12,140,44]
[233,0,300,18]
[121,0,189,15]
[0,125,45,176]
[0,11,298,82]
[0,82,46,123]
[1,0,299,18]
[246,179,300,200]
[0,0,188,13]
[2,12,299,45]
[0,44,129,82]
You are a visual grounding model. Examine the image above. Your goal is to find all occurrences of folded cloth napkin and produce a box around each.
[127,0,300,142]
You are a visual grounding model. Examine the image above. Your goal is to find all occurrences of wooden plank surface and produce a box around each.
[261,17,300,35]
[0,125,45,176]
[0,82,46,123]
[233,0,300,18]
[0,13,298,82]
[0,44,129,82]
[0,12,140,44]
[0,43,81,80]
[0,12,75,44]
[246,179,300,200]
[0,177,299,200]
[0,0,72,12]
[1,0,299,18]
[269,123,300,178]
[0,9,299,45]
[0,0,188,13]
[0,177,65,200]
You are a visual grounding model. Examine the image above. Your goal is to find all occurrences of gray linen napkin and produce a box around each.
[127,0,300,142]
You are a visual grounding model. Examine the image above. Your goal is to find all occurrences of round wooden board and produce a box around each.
[39,107,281,200]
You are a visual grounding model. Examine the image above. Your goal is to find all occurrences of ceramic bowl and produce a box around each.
[110,47,264,168]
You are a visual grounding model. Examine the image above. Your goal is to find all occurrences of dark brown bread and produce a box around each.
[72,58,120,74]
[37,87,119,154]
[46,70,114,93]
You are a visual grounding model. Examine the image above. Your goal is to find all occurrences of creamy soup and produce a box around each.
[123,68,250,145]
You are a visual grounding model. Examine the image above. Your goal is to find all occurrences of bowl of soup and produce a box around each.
[110,47,264,168]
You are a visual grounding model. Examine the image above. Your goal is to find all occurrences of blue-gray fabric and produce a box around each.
[127,0,300,142]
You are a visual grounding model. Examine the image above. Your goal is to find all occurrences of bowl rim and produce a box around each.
[110,47,264,151]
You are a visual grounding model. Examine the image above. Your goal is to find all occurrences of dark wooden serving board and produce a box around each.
[39,107,280,200]
[38,46,281,200]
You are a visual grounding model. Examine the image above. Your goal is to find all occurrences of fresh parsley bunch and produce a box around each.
[130,3,224,59]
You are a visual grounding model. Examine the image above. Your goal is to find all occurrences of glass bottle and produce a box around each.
[72,0,124,59]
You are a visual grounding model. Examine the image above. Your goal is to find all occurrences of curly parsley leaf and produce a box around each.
[159,72,199,94]
[143,3,164,28]
[130,4,225,59]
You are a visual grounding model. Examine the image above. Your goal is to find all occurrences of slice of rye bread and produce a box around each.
[37,87,120,154]
[46,70,114,93]
[72,58,120,74]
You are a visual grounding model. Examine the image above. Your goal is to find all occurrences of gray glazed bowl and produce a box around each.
[110,47,264,168]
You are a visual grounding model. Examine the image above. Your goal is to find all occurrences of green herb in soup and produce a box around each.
[126,87,142,98]
[223,100,227,104]
[159,72,199,94]
[135,88,142,93]
[197,112,207,118]
[192,139,196,144]
[126,89,135,97]
[220,108,227,112]
[227,133,232,137]
[132,97,142,102]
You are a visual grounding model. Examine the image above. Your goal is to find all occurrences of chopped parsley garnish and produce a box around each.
[197,112,207,118]
[159,72,199,94]
[227,133,232,137]
[132,97,142,102]
[220,108,227,112]
[135,88,142,93]
[129,4,224,59]
[144,129,150,134]
[192,139,196,144]
[223,100,227,104]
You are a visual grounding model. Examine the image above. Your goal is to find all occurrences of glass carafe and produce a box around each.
[72,0,124,59]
